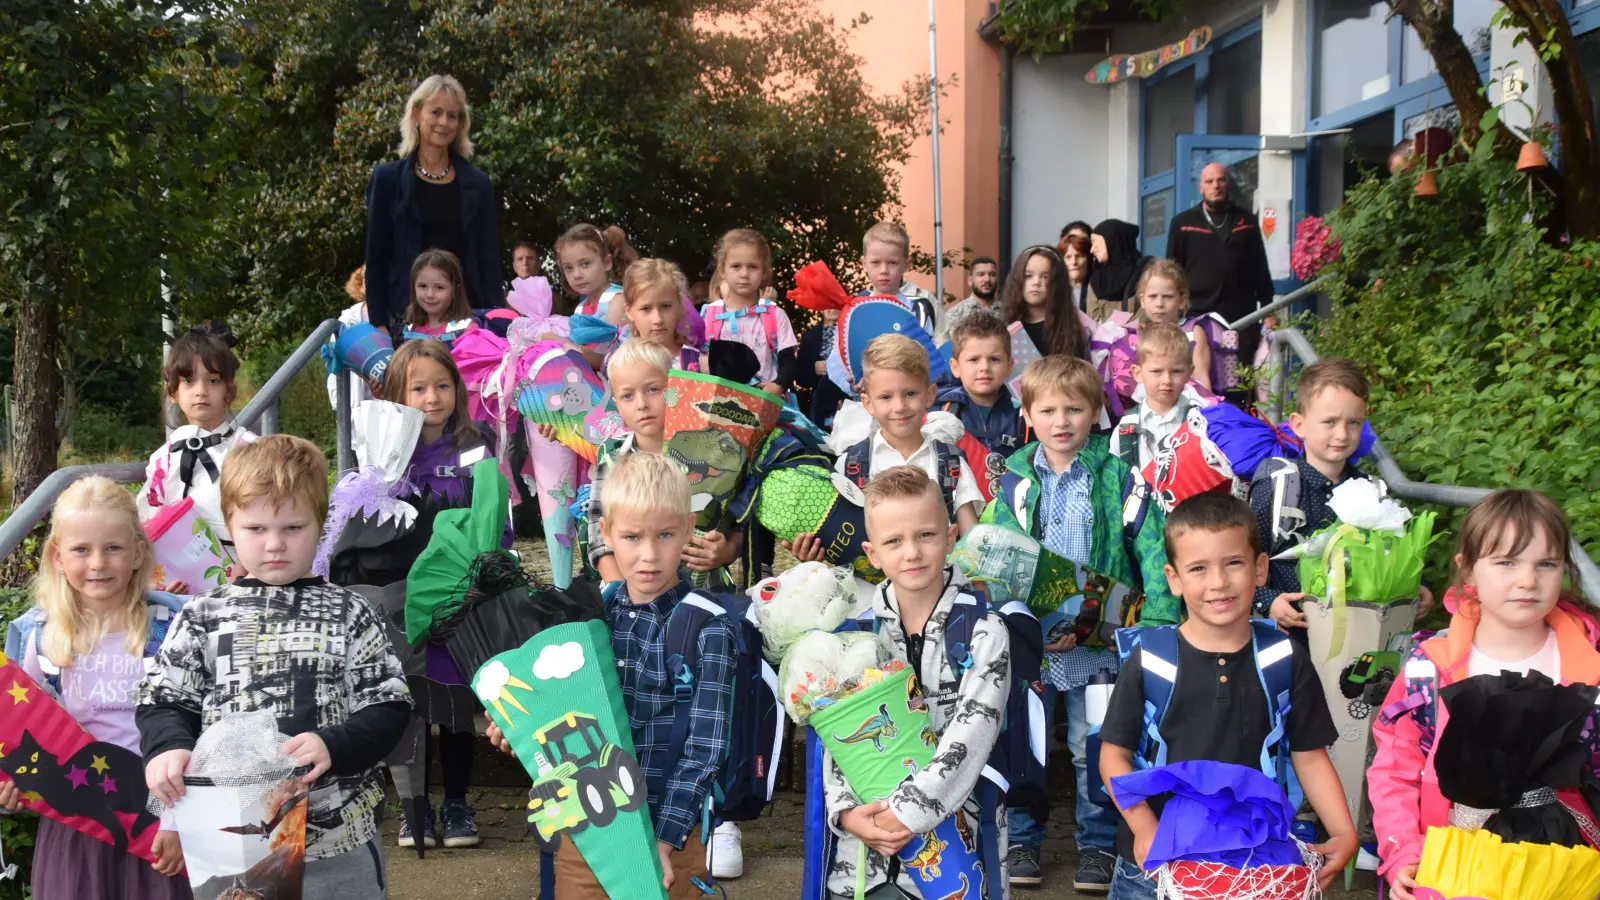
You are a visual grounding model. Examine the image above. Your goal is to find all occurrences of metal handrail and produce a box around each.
[1223,276,1330,332]
[0,318,352,562]
[1270,326,1600,604]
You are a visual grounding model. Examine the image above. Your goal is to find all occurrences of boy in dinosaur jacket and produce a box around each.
[826,466,1010,898]
[980,355,1178,891]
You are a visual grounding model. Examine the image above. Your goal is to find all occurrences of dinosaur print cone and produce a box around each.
[808,667,936,801]
[661,371,781,530]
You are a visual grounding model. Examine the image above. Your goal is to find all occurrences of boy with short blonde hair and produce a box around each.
[840,334,984,533]
[563,451,737,898]
[139,435,412,897]
[585,338,676,581]
[1109,323,1199,469]
[982,356,1178,891]
[827,465,1011,897]
[936,313,1027,498]
[862,221,943,342]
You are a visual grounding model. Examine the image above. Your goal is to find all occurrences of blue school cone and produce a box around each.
[803,729,833,900]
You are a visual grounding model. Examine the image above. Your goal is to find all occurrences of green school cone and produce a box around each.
[809,667,939,900]
[472,620,667,900]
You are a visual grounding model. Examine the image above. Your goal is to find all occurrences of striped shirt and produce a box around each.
[606,579,738,848]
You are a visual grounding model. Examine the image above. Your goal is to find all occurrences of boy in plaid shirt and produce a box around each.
[492,452,736,899]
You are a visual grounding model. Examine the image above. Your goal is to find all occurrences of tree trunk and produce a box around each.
[1388,0,1511,152]
[12,286,60,508]
[1500,0,1600,239]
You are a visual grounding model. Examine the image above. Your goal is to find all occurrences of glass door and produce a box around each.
[1174,134,1262,214]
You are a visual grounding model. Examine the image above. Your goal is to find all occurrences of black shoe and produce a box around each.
[1073,850,1114,893]
[1008,844,1043,886]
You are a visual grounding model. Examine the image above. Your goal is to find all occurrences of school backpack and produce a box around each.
[872,582,1044,900]
[1252,457,1307,549]
[8,592,186,695]
[708,298,782,351]
[655,588,784,825]
[843,437,962,523]
[1086,620,1300,808]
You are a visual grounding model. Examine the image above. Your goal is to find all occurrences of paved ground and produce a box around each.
[381,733,1380,899]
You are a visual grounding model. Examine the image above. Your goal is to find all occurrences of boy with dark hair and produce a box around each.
[139,435,413,898]
[1097,492,1356,899]
[936,313,1027,500]
[982,355,1178,891]
[1251,357,1377,636]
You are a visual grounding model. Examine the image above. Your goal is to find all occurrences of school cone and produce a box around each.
[526,424,576,588]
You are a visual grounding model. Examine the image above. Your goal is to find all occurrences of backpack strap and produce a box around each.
[1120,468,1154,577]
[1379,647,1442,758]
[933,440,962,522]
[757,298,780,351]
[1113,412,1143,469]
[660,592,729,808]
[844,438,872,490]
[1250,619,1296,784]
[999,469,1035,534]
[1256,458,1307,546]
[1133,625,1181,769]
[939,587,981,685]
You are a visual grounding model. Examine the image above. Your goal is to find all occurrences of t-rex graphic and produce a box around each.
[832,703,898,752]
[895,783,945,818]
[980,649,1010,684]
[931,873,971,900]
[952,699,1001,726]
[928,741,969,778]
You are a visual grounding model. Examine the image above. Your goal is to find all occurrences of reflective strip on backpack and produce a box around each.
[680,593,727,616]
[1405,658,1437,679]
[1142,648,1178,684]
[460,445,488,467]
[1258,636,1294,669]
[981,764,1010,794]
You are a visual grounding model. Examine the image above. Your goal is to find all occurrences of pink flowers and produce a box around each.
[1290,216,1342,281]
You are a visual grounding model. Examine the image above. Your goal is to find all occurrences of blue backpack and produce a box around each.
[1086,620,1299,808]
[656,589,783,826]
[870,583,1044,900]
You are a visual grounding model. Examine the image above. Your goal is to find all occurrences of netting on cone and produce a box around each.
[1154,841,1323,900]
[186,710,302,809]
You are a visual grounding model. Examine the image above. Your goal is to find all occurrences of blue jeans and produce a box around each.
[1108,857,1157,900]
[1005,685,1119,853]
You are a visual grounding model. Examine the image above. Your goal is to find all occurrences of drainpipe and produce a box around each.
[998,41,1015,275]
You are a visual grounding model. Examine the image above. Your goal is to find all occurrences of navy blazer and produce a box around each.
[364,151,504,329]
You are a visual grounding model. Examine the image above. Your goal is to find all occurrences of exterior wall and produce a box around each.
[814,0,1001,300]
[1012,52,1111,250]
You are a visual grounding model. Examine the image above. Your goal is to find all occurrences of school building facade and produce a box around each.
[821,0,1600,293]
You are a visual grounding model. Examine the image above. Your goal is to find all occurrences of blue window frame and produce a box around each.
[1305,0,1491,139]
[1138,18,1263,256]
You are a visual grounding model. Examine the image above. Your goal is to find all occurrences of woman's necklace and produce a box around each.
[416,157,452,181]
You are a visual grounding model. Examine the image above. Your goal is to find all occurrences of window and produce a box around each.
[1144,68,1195,176]
[1314,112,1396,211]
[1315,0,1393,116]
[1402,104,1461,141]
[1402,0,1494,83]
[1208,33,1263,134]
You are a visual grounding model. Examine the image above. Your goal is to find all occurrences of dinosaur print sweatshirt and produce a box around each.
[822,569,1010,896]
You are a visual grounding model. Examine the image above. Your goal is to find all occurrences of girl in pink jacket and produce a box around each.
[1367,489,1600,900]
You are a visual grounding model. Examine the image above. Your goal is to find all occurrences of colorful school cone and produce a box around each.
[526,422,577,588]
[473,621,667,900]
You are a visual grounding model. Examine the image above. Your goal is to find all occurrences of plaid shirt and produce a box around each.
[1032,445,1117,689]
[606,578,737,848]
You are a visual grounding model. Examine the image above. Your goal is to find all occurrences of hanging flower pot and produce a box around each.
[1415,170,1440,198]
[1517,140,1548,172]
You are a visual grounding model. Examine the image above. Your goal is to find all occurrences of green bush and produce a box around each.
[60,403,165,464]
[1309,141,1599,578]
[242,343,338,461]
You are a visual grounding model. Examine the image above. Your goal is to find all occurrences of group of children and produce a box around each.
[1,212,1593,900]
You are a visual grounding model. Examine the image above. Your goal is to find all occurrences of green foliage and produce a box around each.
[242,346,339,460]
[59,404,165,465]
[992,0,1186,57]
[208,0,923,343]
[0,0,265,492]
[1309,144,1600,571]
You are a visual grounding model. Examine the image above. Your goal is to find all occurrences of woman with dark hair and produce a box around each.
[365,75,504,334]
[1087,219,1152,307]
[999,246,1089,360]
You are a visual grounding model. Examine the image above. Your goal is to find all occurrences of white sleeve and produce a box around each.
[954,459,985,518]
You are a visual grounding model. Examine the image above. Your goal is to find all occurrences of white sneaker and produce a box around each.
[709,821,744,879]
